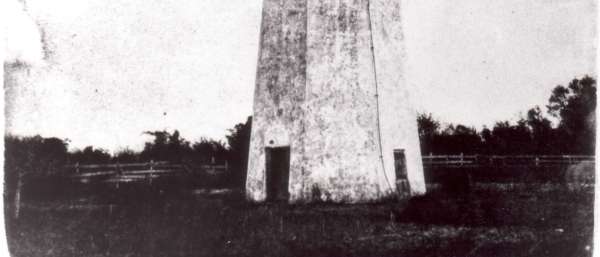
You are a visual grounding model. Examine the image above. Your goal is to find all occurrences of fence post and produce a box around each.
[14,172,23,219]
[148,160,154,185]
[75,162,80,174]
[460,153,464,167]
[211,156,216,173]
[535,157,539,167]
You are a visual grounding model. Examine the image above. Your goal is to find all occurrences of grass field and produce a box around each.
[5,182,594,257]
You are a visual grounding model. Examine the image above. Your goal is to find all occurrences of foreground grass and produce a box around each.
[6,183,594,257]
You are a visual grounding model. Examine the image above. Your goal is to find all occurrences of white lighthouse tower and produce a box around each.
[246,0,426,203]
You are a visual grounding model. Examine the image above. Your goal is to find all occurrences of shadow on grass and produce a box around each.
[5,182,594,257]
[400,182,593,226]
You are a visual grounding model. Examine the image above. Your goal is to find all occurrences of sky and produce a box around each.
[3,0,597,153]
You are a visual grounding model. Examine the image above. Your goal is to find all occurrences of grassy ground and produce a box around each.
[5,182,594,257]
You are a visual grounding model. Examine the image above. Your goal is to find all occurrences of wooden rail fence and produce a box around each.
[67,160,229,184]
[9,155,593,219]
[61,155,594,184]
[422,155,595,168]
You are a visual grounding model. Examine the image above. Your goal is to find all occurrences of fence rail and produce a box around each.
[61,155,595,184]
[422,155,595,167]
[68,160,229,184]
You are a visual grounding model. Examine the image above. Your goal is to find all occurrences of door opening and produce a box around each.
[265,146,290,201]
[393,149,410,196]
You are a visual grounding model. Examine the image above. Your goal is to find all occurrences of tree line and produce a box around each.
[5,117,253,185]
[417,76,596,155]
[4,76,596,182]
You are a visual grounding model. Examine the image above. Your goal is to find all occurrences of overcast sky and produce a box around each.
[3,0,597,152]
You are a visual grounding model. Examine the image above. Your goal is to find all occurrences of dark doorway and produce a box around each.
[265,146,290,201]
[394,149,410,196]
[393,149,408,179]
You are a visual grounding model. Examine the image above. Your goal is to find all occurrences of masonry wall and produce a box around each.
[246,0,426,203]
[369,0,426,195]
[246,0,308,201]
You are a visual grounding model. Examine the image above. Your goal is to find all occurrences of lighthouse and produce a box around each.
[246,0,426,202]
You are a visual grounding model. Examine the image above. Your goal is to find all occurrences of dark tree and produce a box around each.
[417,113,440,155]
[167,130,191,162]
[140,130,170,161]
[4,135,69,218]
[416,114,483,154]
[140,130,192,162]
[525,106,554,154]
[479,127,493,153]
[191,138,228,164]
[435,124,482,154]
[488,120,532,154]
[547,76,596,154]
[113,148,140,163]
[225,116,252,188]
[70,146,111,164]
[5,135,69,176]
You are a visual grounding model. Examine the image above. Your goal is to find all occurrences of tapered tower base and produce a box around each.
[246,0,426,203]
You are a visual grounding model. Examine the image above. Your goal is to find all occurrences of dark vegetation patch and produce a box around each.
[5,182,593,257]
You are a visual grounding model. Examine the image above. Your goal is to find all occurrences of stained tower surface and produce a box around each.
[246,0,426,203]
